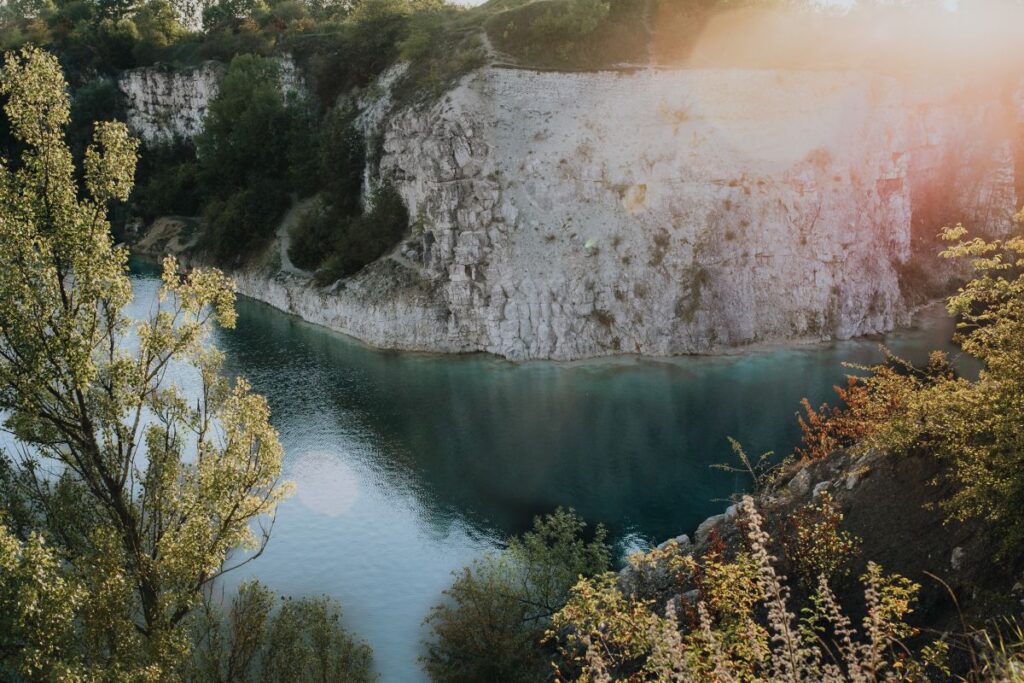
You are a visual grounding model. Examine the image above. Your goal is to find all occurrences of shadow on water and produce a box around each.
[127,260,967,680]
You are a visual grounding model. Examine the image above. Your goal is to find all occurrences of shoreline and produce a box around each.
[129,247,957,367]
[231,269,956,367]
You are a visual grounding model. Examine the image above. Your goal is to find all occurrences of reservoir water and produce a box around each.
[127,263,965,681]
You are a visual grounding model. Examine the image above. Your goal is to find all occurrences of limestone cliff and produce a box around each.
[122,62,1023,360]
[364,69,1018,359]
[119,61,224,145]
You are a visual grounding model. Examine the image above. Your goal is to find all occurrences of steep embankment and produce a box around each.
[120,62,1022,360]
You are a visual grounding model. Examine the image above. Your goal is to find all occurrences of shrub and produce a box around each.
[782,491,861,588]
[392,7,486,105]
[795,375,876,461]
[286,0,410,105]
[319,101,365,216]
[855,223,1024,554]
[203,178,290,263]
[131,0,185,63]
[712,437,788,496]
[131,140,202,221]
[196,20,276,60]
[485,0,608,65]
[287,203,333,271]
[484,0,646,69]
[315,182,409,284]
[793,352,952,462]
[188,581,375,682]
[423,508,610,682]
[793,222,1024,555]
[423,556,554,683]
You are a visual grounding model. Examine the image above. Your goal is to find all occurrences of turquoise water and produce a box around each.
[125,265,963,681]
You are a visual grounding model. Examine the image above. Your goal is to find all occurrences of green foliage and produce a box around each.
[508,506,613,612]
[197,54,286,195]
[189,581,376,682]
[423,508,610,682]
[0,0,194,83]
[287,0,412,105]
[202,178,291,263]
[931,224,1024,548]
[486,0,608,63]
[69,76,124,143]
[196,53,313,262]
[824,222,1024,555]
[0,46,290,676]
[783,491,861,588]
[424,555,554,682]
[286,101,367,271]
[0,0,755,87]
[287,202,334,270]
[319,100,365,215]
[131,0,187,62]
[131,140,202,221]
[392,5,486,105]
[484,0,646,69]
[315,182,409,283]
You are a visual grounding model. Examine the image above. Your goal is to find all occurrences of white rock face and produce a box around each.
[119,61,225,145]
[125,63,1022,360]
[376,69,1021,359]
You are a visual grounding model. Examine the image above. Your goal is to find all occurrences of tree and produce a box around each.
[188,581,375,682]
[132,0,186,60]
[196,53,312,263]
[857,223,1024,553]
[0,46,290,676]
[423,508,610,682]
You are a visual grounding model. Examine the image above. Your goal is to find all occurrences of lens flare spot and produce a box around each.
[292,451,359,517]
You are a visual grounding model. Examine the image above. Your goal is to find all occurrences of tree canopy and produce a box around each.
[0,45,290,678]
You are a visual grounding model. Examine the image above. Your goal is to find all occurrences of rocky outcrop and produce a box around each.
[119,61,225,145]
[124,61,1024,360]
